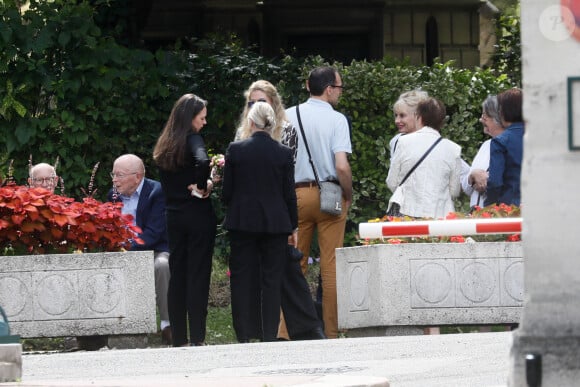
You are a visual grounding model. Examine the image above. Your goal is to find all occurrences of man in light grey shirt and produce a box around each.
[285,66,352,339]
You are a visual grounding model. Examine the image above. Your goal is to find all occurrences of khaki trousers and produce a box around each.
[284,185,347,338]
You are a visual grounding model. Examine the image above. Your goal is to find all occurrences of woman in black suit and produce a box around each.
[234,80,325,342]
[153,93,217,347]
[222,101,298,342]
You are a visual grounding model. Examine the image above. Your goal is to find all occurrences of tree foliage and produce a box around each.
[0,0,184,197]
[493,12,521,87]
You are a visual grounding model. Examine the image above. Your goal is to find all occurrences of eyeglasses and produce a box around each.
[329,84,345,90]
[32,177,56,184]
[480,113,490,121]
[110,172,138,179]
[247,98,268,108]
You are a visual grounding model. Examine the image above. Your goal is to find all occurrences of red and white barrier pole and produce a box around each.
[359,217,522,239]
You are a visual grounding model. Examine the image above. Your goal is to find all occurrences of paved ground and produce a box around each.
[7,331,512,387]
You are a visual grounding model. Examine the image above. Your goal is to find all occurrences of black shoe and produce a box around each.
[291,327,327,341]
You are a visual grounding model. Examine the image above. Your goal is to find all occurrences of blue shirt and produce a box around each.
[286,98,351,183]
[119,179,145,225]
[485,122,524,206]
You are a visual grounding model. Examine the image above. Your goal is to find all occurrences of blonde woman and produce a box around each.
[390,90,429,156]
[231,81,325,342]
[223,101,298,342]
[235,80,297,160]
[387,97,462,219]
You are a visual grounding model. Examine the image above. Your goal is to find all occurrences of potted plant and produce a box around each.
[0,183,157,341]
[336,204,523,336]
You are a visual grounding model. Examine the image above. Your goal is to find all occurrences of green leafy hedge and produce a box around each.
[0,0,517,249]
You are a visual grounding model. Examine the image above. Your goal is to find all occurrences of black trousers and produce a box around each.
[281,259,323,337]
[166,206,216,347]
[229,231,286,342]
[234,244,321,341]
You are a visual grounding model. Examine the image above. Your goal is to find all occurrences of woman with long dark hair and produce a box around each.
[153,93,217,346]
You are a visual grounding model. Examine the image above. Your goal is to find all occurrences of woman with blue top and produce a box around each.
[484,88,524,206]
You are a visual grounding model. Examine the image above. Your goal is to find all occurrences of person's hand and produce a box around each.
[205,179,214,197]
[469,169,488,193]
[289,230,298,247]
[210,167,222,184]
[187,183,210,199]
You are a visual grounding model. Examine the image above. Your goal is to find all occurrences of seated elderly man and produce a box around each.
[107,154,172,345]
[28,163,58,193]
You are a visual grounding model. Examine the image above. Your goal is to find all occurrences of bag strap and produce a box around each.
[399,136,443,186]
[296,104,321,189]
[392,136,400,154]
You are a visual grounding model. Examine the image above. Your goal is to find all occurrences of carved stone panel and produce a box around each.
[347,261,370,312]
[336,242,524,331]
[0,251,155,338]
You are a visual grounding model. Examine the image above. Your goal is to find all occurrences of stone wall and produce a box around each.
[0,251,156,338]
[336,242,523,336]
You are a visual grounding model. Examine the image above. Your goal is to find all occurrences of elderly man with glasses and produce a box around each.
[28,163,58,193]
[108,153,172,345]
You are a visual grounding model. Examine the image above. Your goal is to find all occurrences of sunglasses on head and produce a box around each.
[247,98,268,108]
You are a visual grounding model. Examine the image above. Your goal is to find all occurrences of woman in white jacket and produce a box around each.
[386,97,462,219]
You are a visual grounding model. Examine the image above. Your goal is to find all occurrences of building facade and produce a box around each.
[138,0,499,67]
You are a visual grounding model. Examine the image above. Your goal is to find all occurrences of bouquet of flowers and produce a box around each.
[210,153,225,183]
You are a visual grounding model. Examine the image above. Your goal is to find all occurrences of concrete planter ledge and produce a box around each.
[336,242,523,336]
[0,251,156,339]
